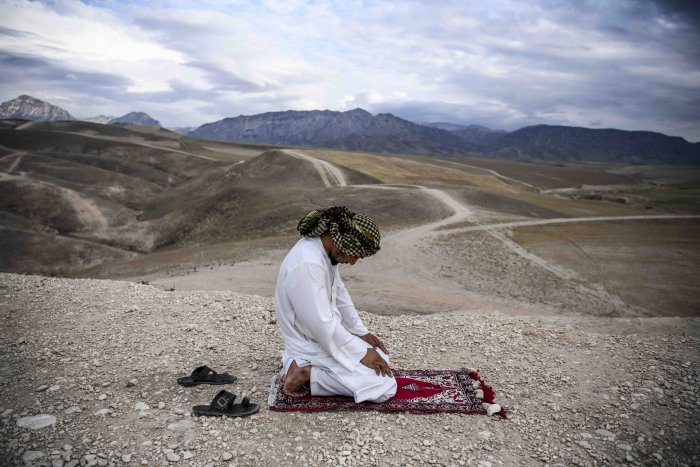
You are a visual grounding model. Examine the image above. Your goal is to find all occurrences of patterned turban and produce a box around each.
[297,206,381,258]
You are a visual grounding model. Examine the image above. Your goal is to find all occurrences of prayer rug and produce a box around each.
[267,368,506,417]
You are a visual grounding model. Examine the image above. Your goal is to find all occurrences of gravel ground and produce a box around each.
[1,273,699,466]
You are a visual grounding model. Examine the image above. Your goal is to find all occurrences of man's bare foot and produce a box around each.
[283,360,311,397]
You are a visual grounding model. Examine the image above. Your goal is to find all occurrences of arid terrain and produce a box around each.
[1,120,699,466]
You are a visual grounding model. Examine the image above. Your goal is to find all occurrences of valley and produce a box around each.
[2,119,695,318]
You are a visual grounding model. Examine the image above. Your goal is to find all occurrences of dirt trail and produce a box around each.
[282,149,347,187]
[438,214,700,235]
[64,132,218,161]
[7,152,26,172]
[307,152,685,315]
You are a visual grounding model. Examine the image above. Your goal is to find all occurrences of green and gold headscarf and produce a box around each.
[297,206,381,258]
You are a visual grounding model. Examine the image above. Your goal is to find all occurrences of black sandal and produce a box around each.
[177,365,237,386]
[192,390,260,417]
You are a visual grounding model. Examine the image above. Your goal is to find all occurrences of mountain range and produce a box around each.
[188,108,480,156]
[0,96,161,128]
[1,94,698,164]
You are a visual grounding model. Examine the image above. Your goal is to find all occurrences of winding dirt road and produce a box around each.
[287,150,699,315]
[151,149,698,316]
[283,149,347,187]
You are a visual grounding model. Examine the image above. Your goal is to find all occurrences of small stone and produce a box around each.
[594,429,615,440]
[312,431,321,439]
[478,431,492,440]
[98,394,108,401]
[17,414,57,429]
[126,379,138,387]
[163,449,180,462]
[158,402,165,409]
[35,385,49,392]
[295,446,303,452]
[617,443,632,451]
[94,409,111,417]
[49,385,61,391]
[652,453,663,461]
[374,436,384,444]
[65,406,82,415]
[222,452,232,461]
[182,451,193,460]
[16,337,26,344]
[134,402,150,411]
[63,445,73,451]
[22,451,45,464]
[121,454,131,463]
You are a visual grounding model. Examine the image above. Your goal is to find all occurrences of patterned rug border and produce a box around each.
[268,368,507,418]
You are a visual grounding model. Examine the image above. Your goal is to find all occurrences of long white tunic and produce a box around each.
[275,237,397,402]
[275,237,369,373]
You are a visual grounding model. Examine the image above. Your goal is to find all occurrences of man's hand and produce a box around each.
[360,347,393,377]
[360,333,389,354]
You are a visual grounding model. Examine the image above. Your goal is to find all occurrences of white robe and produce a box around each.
[275,237,397,403]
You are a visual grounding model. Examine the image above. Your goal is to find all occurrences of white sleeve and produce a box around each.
[335,273,368,336]
[284,262,369,372]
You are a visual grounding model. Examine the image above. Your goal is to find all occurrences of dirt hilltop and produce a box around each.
[1,273,698,466]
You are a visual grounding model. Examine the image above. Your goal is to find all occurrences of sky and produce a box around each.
[1,0,699,140]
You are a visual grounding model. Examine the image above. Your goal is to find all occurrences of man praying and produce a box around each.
[274,206,397,403]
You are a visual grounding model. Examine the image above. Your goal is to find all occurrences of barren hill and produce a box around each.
[0,121,445,276]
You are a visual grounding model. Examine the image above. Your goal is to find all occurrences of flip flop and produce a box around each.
[192,390,260,417]
[177,365,237,386]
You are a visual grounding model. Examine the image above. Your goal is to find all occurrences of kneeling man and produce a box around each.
[275,206,397,403]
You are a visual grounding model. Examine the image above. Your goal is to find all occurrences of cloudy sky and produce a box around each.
[1,0,699,140]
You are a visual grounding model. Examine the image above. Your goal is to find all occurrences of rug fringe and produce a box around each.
[466,368,508,419]
[267,370,283,407]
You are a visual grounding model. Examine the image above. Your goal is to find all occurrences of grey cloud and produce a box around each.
[185,59,270,93]
[0,50,131,91]
[0,25,41,39]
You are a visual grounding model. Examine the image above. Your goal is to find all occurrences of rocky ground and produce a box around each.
[1,273,699,467]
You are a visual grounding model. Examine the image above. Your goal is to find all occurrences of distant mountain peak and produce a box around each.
[0,94,74,121]
[109,112,161,127]
[80,115,114,124]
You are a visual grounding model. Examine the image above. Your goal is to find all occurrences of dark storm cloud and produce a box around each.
[651,0,700,28]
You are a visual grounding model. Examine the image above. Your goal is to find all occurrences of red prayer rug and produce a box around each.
[267,368,506,418]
